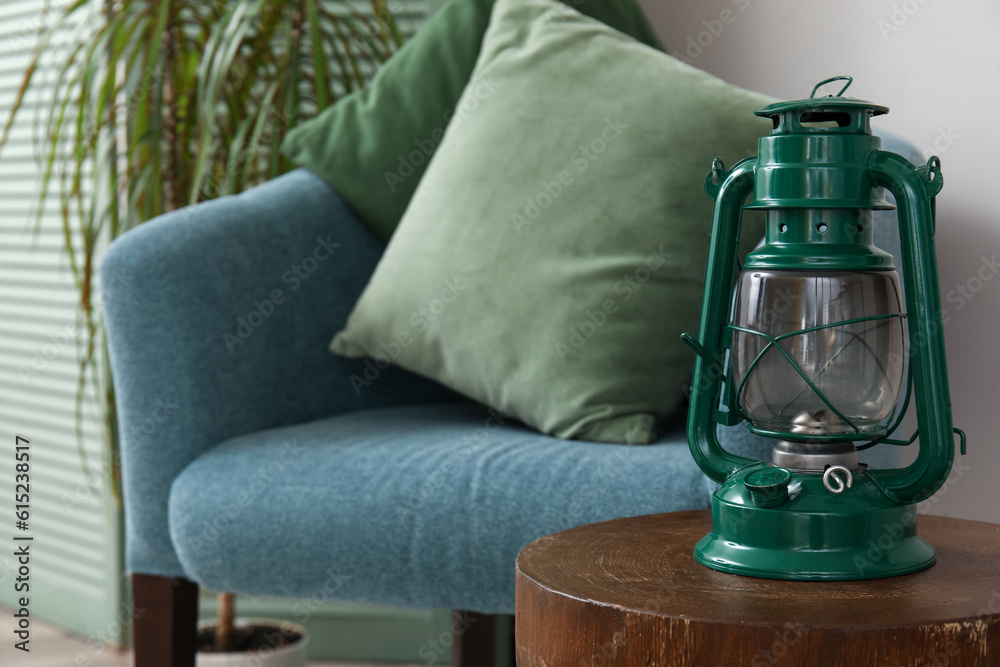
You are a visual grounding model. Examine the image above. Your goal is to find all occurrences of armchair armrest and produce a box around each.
[103,169,453,578]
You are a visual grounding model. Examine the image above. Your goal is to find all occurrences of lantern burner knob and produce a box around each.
[823,466,855,494]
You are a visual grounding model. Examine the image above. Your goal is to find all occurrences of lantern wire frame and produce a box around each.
[729,312,906,440]
[723,310,967,455]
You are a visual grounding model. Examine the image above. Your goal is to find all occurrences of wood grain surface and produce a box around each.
[515,510,1000,666]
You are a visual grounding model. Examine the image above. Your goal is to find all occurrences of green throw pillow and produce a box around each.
[330,0,776,444]
[279,0,663,242]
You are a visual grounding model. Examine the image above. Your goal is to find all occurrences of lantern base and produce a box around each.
[695,463,936,581]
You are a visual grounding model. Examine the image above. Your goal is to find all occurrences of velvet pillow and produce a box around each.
[279,0,664,242]
[330,0,776,444]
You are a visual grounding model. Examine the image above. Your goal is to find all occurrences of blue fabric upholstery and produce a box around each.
[167,403,704,613]
[102,169,458,579]
[104,132,927,614]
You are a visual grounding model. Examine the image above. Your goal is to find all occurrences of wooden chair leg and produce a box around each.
[132,573,199,667]
[452,610,497,667]
[452,611,516,667]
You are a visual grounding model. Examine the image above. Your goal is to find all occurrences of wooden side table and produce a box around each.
[516,510,1000,666]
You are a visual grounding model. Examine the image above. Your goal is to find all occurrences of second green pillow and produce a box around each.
[280,0,664,242]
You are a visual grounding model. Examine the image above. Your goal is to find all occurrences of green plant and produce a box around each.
[0,0,405,651]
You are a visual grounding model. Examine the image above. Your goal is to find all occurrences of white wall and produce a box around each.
[637,0,1000,522]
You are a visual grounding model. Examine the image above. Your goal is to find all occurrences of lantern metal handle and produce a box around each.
[810,75,853,99]
[686,156,759,483]
[866,149,954,505]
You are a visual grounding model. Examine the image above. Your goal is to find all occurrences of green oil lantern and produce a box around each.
[682,76,966,580]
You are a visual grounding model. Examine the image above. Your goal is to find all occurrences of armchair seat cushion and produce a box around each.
[168,403,716,613]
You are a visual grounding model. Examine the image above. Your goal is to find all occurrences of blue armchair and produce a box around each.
[103,133,918,665]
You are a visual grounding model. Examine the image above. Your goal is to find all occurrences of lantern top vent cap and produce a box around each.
[754,76,889,118]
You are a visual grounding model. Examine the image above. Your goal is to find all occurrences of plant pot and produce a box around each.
[196,618,308,667]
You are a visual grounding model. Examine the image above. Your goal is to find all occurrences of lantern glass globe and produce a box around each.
[731,270,906,437]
